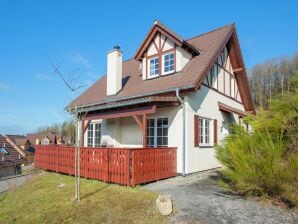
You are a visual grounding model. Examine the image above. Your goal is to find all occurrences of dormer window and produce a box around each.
[163,52,175,75]
[149,57,159,78]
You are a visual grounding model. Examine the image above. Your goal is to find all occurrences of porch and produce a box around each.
[35,145,177,186]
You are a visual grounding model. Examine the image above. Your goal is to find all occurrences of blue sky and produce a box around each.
[0,0,297,134]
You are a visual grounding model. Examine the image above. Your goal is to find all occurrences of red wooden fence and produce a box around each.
[35,145,176,186]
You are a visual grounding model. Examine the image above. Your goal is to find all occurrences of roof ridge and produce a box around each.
[186,23,235,41]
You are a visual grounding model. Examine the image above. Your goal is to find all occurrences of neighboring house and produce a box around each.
[68,21,254,175]
[0,135,27,179]
[27,132,62,146]
[6,135,30,151]
[6,135,34,163]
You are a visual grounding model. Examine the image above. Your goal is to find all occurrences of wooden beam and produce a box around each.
[233,68,243,73]
[83,105,156,121]
[82,120,91,134]
[132,115,143,130]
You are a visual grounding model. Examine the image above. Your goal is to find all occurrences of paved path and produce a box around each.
[144,170,298,224]
[0,172,37,193]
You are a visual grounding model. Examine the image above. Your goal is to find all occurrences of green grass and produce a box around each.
[0,172,167,224]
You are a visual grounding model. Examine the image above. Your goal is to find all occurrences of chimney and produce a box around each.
[107,45,122,95]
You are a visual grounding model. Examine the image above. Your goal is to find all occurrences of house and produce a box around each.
[0,135,27,179]
[6,135,30,151]
[6,135,34,163]
[27,132,63,147]
[68,21,254,175]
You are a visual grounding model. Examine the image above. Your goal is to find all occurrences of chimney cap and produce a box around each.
[108,45,122,54]
[113,45,121,50]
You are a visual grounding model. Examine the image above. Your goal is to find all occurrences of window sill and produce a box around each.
[147,75,159,80]
[162,71,175,76]
[198,144,214,148]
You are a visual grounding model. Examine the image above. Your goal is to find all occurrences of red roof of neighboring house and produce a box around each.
[70,22,254,113]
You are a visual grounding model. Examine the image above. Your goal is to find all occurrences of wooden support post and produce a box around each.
[82,120,91,147]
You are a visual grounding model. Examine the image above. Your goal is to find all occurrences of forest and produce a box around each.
[250,53,298,109]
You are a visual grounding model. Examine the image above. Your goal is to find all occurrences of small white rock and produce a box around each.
[156,195,173,216]
[58,183,65,188]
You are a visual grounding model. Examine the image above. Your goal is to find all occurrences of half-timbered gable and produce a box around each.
[136,21,198,80]
[203,47,243,103]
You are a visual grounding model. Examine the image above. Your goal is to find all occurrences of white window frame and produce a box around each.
[162,52,175,75]
[146,117,168,147]
[87,121,102,147]
[199,117,213,147]
[148,57,159,79]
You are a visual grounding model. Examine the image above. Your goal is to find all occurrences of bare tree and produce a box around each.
[48,57,88,202]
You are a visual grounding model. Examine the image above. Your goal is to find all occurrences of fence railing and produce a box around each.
[35,145,177,186]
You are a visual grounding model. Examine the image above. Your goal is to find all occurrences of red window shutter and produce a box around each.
[214,119,218,145]
[194,115,199,147]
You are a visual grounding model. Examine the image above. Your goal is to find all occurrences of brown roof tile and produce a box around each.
[0,135,27,167]
[71,24,236,110]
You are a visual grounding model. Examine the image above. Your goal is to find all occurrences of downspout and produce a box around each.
[175,88,186,177]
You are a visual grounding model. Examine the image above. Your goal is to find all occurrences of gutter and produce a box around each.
[175,88,186,177]
[67,84,195,113]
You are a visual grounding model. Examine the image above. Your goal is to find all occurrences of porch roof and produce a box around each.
[218,102,246,117]
[83,105,156,121]
[76,95,178,113]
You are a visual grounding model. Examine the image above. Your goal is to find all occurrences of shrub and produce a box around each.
[216,74,298,207]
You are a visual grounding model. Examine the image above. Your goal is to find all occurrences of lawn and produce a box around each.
[0,172,167,224]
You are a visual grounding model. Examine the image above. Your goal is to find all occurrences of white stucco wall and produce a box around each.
[184,85,245,173]
[176,46,192,72]
[83,88,245,174]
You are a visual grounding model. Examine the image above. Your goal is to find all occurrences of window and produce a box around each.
[0,147,9,155]
[147,119,155,147]
[163,52,174,74]
[157,118,168,147]
[149,57,159,78]
[146,117,168,147]
[87,122,101,147]
[199,118,212,146]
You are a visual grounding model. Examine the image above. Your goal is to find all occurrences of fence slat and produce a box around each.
[35,145,176,186]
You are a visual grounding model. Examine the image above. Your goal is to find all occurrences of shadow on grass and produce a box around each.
[80,184,110,200]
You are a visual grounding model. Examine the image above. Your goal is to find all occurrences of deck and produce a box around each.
[35,145,177,186]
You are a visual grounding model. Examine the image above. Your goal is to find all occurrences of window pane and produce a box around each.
[149,58,159,77]
[157,128,162,136]
[157,137,162,147]
[162,137,168,146]
[163,53,174,74]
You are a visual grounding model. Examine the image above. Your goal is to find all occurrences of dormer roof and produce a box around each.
[134,20,200,60]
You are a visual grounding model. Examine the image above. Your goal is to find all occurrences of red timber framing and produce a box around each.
[81,105,156,147]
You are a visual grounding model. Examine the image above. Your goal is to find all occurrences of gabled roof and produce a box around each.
[70,22,254,113]
[134,20,200,60]
[0,135,27,167]
[26,132,60,146]
[6,135,28,146]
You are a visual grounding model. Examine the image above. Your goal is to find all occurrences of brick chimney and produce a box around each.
[107,45,122,95]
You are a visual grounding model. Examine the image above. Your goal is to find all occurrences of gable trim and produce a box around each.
[134,21,199,61]
[193,25,255,113]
